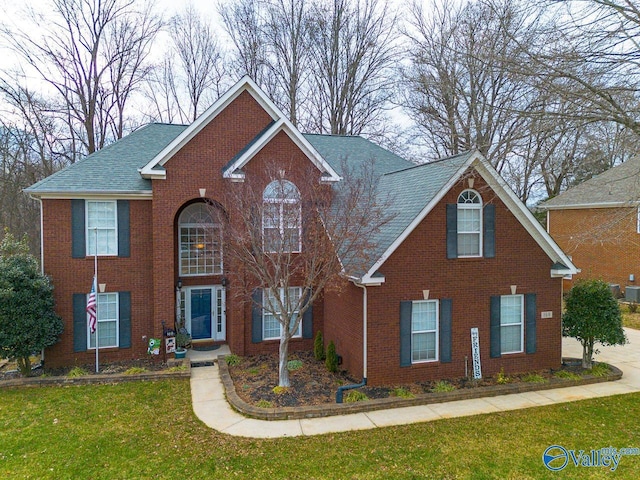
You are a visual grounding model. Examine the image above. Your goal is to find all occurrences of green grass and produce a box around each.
[586,362,610,377]
[123,366,147,375]
[1,380,640,478]
[287,359,303,371]
[344,390,369,403]
[431,380,456,392]
[522,373,547,383]
[224,354,242,366]
[554,370,582,381]
[391,387,415,398]
[66,366,89,377]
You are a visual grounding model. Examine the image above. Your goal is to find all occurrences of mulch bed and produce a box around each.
[227,351,595,408]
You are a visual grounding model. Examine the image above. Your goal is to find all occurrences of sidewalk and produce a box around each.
[190,328,640,438]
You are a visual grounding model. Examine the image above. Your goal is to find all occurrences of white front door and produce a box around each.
[185,286,226,341]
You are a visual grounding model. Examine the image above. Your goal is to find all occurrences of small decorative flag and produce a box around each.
[87,277,97,334]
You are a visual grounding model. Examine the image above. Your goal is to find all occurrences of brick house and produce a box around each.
[26,77,577,385]
[540,157,640,294]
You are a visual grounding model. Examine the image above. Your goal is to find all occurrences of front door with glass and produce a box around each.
[185,286,226,341]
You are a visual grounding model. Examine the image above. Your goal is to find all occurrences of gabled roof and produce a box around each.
[341,150,578,284]
[540,156,640,210]
[140,76,341,182]
[25,123,187,198]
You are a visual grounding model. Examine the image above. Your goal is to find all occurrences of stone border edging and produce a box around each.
[218,356,623,421]
[0,359,190,388]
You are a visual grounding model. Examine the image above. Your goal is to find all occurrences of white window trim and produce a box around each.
[262,181,302,254]
[500,294,524,354]
[411,299,439,364]
[636,206,640,234]
[457,189,483,258]
[263,287,302,340]
[86,200,118,257]
[87,292,119,349]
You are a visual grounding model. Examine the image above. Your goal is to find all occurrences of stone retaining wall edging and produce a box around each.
[218,356,623,421]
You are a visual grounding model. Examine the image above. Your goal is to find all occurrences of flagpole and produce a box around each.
[94,227,99,373]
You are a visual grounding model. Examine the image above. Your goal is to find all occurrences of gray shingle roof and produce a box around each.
[26,123,187,195]
[540,156,640,209]
[26,122,477,278]
[304,134,413,177]
[357,151,473,277]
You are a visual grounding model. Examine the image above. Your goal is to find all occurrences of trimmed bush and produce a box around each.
[325,340,338,373]
[314,330,325,361]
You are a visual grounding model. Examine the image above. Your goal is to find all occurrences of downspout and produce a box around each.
[37,196,45,366]
[336,282,368,403]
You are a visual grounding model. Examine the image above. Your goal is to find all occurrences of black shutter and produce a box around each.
[119,291,131,348]
[117,200,130,258]
[525,293,537,354]
[251,289,263,343]
[71,200,86,258]
[440,298,453,363]
[73,293,87,352]
[302,290,313,339]
[483,204,496,258]
[446,204,458,259]
[400,301,412,367]
[490,296,502,358]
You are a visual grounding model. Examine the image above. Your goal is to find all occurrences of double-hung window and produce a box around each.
[457,190,482,257]
[86,201,117,256]
[500,294,523,354]
[263,180,301,253]
[263,287,302,340]
[411,300,439,362]
[88,292,119,349]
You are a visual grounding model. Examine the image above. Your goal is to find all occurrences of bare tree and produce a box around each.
[219,159,392,387]
[402,1,538,168]
[262,0,312,127]
[1,0,162,154]
[308,0,399,138]
[219,0,269,85]
[0,81,72,254]
[169,3,228,122]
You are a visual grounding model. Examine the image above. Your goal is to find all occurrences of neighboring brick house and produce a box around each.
[540,157,640,293]
[26,77,577,385]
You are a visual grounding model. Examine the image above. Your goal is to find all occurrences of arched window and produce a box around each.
[263,180,301,253]
[179,203,222,275]
[457,189,482,257]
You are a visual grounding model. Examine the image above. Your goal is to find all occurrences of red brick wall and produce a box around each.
[323,281,364,377]
[42,199,154,368]
[548,207,640,291]
[330,171,563,386]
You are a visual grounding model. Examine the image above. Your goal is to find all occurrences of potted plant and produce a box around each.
[175,330,191,359]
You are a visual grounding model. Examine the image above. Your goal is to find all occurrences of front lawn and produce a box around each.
[1,380,640,478]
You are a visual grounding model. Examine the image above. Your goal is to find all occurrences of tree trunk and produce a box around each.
[582,339,594,369]
[278,334,291,387]
[17,356,32,377]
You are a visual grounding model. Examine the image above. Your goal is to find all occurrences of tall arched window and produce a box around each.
[179,203,222,275]
[457,189,482,257]
[263,180,301,253]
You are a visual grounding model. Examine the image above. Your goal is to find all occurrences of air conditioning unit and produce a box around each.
[610,284,621,299]
[625,286,640,302]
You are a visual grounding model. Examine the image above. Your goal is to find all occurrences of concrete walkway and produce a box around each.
[190,328,640,438]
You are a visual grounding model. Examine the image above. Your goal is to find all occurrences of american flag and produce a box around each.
[87,277,97,334]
